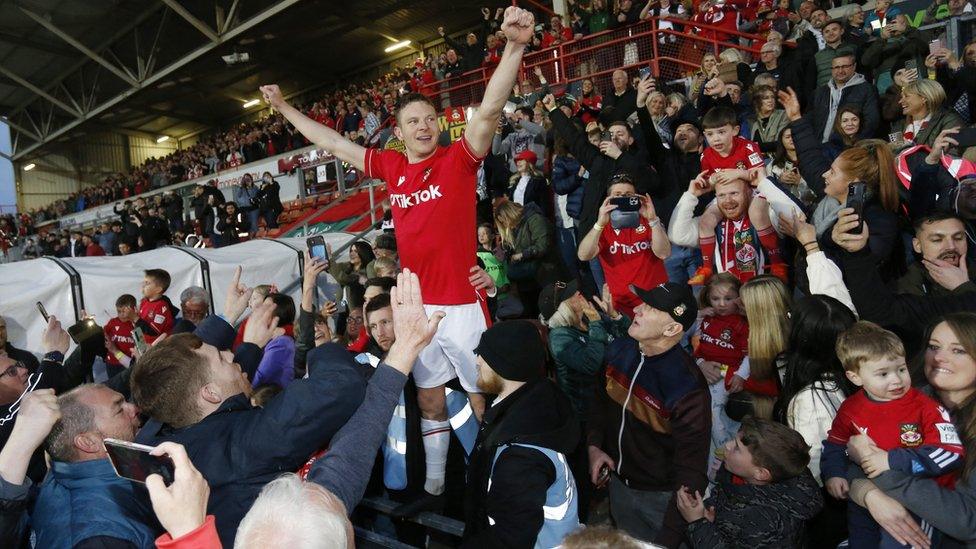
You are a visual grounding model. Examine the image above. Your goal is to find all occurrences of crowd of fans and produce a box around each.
[4,1,976,549]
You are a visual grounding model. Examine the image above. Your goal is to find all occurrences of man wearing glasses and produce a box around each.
[0,316,38,371]
[809,53,879,142]
[0,317,79,483]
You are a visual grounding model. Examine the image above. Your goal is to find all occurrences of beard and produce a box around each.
[476,369,504,395]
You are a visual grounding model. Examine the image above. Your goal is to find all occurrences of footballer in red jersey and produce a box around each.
[261,6,538,512]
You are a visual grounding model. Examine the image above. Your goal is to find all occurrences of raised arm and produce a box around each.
[464,7,535,157]
[260,85,366,171]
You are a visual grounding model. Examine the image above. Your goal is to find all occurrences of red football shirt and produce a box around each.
[826,388,964,487]
[104,317,134,366]
[139,296,176,343]
[700,136,764,178]
[364,138,484,305]
[597,220,668,318]
[693,313,748,369]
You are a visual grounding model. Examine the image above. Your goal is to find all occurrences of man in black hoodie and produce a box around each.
[462,320,580,548]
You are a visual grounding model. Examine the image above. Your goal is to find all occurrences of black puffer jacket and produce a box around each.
[687,466,823,548]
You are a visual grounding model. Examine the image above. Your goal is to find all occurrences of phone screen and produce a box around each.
[132,328,148,355]
[307,236,328,260]
[104,439,175,485]
[639,66,652,80]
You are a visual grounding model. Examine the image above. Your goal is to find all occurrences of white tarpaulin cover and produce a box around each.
[0,232,371,354]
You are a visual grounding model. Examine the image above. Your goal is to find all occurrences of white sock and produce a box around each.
[421,418,450,495]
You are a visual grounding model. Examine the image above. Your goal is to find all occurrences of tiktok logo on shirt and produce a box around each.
[390,184,443,208]
[608,240,651,255]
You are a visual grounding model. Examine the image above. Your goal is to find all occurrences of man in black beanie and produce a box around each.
[461,320,581,548]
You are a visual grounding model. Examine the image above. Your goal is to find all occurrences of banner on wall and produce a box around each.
[277,148,335,174]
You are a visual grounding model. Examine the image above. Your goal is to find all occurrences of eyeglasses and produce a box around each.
[347,316,364,325]
[831,63,855,70]
[0,362,26,378]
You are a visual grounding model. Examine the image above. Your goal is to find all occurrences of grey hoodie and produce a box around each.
[823,73,868,142]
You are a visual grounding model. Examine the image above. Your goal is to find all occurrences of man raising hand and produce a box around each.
[260,6,536,516]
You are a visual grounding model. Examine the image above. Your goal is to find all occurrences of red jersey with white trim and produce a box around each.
[597,220,668,318]
[364,138,484,305]
[693,313,748,369]
[104,317,134,366]
[139,296,176,343]
[700,136,764,178]
[826,388,964,487]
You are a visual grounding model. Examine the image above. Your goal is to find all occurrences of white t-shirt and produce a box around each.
[513,174,531,205]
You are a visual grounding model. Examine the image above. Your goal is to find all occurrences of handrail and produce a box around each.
[418,16,765,106]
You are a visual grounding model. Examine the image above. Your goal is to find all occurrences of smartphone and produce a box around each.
[609,196,642,230]
[306,235,328,261]
[846,182,867,235]
[132,327,148,355]
[36,302,49,322]
[600,130,612,143]
[104,438,175,485]
[929,39,943,56]
[904,59,917,72]
[954,127,976,149]
[638,66,653,80]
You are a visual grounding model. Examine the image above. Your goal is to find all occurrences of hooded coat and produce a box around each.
[686,466,823,548]
[462,378,580,548]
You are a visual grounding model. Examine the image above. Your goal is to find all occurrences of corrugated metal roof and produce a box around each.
[1,0,491,161]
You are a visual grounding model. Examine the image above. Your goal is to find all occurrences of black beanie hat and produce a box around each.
[473,320,546,382]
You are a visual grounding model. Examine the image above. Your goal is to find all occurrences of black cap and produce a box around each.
[630,282,698,332]
[538,279,579,321]
[474,320,546,382]
[668,103,702,137]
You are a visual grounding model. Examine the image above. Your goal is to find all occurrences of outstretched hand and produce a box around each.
[777,87,802,121]
[259,85,286,110]
[501,6,535,46]
[385,269,445,375]
[223,266,254,325]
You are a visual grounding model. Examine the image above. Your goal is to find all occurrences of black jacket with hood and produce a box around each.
[462,378,580,548]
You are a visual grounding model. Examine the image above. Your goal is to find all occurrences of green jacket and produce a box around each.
[549,315,631,418]
[896,260,976,298]
[891,109,966,150]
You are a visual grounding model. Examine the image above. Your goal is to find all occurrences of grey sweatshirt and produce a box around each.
[306,363,407,514]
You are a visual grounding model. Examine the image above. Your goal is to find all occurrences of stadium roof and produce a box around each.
[0,0,486,162]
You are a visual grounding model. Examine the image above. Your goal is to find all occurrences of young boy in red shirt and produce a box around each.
[822,322,963,549]
[104,294,137,377]
[138,269,177,344]
[689,107,785,285]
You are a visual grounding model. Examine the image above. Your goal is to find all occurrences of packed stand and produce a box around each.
[6,3,976,549]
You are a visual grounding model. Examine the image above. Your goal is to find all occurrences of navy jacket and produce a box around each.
[135,335,366,546]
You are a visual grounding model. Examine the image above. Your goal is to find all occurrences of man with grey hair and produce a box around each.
[235,269,444,548]
[32,384,158,547]
[174,286,210,333]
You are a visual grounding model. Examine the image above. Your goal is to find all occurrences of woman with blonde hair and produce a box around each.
[893,79,964,149]
[731,275,791,420]
[494,200,556,316]
[506,150,550,215]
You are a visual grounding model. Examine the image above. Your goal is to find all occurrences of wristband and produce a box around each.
[114,351,126,360]
[800,240,817,247]
[648,218,661,228]
[43,351,64,364]
[593,223,606,231]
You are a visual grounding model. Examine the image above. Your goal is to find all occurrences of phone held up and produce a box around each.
[845,181,867,235]
[104,438,175,485]
[307,235,328,261]
[609,196,642,230]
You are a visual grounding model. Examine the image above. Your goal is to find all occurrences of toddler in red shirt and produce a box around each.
[690,107,785,285]
[693,274,749,477]
[822,322,963,549]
